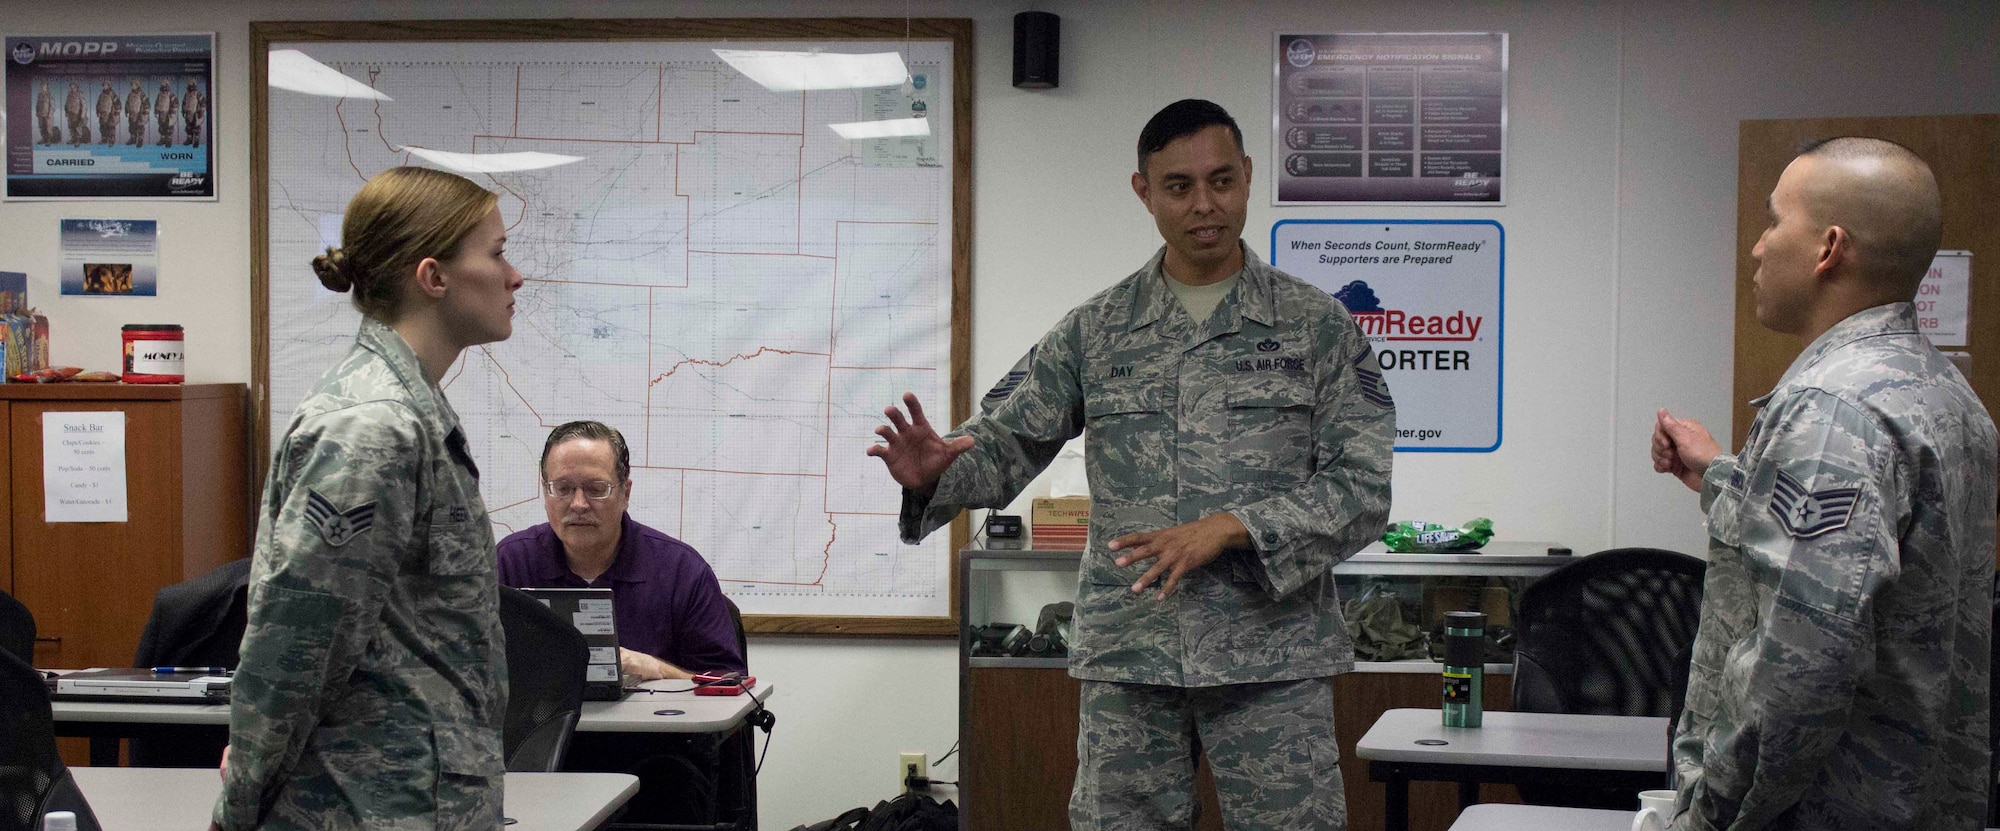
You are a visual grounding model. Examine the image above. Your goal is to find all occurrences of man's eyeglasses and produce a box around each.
[543,480,619,500]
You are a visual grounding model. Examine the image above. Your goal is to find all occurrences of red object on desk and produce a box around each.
[691,673,756,696]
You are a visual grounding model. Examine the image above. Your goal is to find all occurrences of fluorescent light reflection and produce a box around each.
[829,118,931,140]
[401,146,584,173]
[714,49,908,92]
[268,50,390,100]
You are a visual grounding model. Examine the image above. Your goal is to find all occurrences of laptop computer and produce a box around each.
[523,587,626,701]
[49,668,232,703]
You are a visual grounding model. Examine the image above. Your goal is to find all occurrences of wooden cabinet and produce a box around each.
[960,545,1565,831]
[2,384,250,670]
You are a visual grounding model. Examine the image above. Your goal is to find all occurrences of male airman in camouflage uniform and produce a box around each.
[874,100,1393,830]
[125,80,150,148]
[155,80,177,147]
[95,80,120,147]
[1653,137,1997,831]
[215,316,507,831]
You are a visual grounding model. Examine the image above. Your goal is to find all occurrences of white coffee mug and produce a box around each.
[1631,789,1678,831]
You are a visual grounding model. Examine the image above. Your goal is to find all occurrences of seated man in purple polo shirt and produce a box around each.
[498,420,746,680]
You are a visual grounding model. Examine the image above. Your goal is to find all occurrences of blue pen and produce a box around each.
[152,666,229,674]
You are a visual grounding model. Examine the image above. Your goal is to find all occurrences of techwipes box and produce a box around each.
[1030,496,1091,551]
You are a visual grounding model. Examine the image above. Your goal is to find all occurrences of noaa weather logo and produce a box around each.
[910,74,927,91]
[1285,38,1317,69]
[1332,280,1383,313]
[10,42,34,65]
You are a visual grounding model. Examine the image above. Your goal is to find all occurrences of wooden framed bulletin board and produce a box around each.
[251,19,973,635]
[1735,115,2000,562]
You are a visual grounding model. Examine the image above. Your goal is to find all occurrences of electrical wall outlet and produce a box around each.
[900,751,927,792]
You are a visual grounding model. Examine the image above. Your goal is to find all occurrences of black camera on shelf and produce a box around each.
[972,601,1076,658]
[971,623,1032,657]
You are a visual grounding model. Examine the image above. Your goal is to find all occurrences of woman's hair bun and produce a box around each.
[312,247,354,292]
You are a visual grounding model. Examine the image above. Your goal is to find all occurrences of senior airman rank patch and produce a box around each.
[305,489,377,547]
[1768,469,1859,539]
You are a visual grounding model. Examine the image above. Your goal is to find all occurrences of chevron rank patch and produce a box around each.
[1354,352,1392,409]
[304,488,377,547]
[982,346,1035,407]
[1768,469,1860,539]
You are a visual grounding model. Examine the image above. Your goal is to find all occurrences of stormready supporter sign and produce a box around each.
[1273,219,1503,452]
[4,34,216,199]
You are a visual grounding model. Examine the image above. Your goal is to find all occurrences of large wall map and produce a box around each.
[261,38,958,620]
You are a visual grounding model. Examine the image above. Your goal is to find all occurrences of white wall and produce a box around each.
[1609,0,2000,554]
[3,0,1996,827]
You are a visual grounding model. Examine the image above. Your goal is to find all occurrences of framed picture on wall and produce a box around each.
[1272,32,1507,205]
[4,33,217,200]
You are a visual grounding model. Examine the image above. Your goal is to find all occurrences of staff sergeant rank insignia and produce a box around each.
[1768,469,1860,539]
[304,489,377,547]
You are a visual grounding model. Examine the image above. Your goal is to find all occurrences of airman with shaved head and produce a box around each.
[1653,138,1997,830]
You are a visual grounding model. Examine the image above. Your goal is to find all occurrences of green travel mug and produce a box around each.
[1443,610,1484,727]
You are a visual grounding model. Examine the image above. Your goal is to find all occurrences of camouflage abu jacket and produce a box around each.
[1674,303,1998,831]
[902,245,1395,687]
[216,317,507,831]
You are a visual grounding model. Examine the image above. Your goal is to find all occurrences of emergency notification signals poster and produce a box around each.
[4,34,216,199]
[1273,219,1503,452]
[1272,32,1506,205]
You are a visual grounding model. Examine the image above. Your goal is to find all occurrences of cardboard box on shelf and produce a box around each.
[0,311,49,380]
[1030,496,1091,550]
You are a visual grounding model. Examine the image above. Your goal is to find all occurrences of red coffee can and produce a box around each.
[122,324,185,383]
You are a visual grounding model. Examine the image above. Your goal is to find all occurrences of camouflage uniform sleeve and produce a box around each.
[1677,390,1902,831]
[1229,310,1394,598]
[214,402,424,831]
[899,313,1087,543]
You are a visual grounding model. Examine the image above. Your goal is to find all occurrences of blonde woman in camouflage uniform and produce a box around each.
[212,166,524,831]
[1654,138,1998,830]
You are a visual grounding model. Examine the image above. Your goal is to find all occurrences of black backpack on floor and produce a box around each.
[789,793,958,831]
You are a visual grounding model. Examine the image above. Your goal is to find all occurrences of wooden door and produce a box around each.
[11,400,184,669]
[1735,116,2000,564]
[1734,115,2000,444]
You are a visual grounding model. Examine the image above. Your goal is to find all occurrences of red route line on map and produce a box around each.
[334,98,365,181]
[373,98,397,156]
[492,495,540,513]
[524,277,667,288]
[635,465,822,478]
[647,346,827,387]
[689,250,835,260]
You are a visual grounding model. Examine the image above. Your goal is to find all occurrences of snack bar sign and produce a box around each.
[1273,219,1503,452]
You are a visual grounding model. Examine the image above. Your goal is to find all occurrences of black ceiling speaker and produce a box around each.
[1013,11,1060,89]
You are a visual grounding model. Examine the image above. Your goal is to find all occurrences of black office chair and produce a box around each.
[128,559,252,768]
[0,590,33,664]
[500,585,589,772]
[1986,573,1999,827]
[603,596,765,831]
[711,597,763,829]
[1511,547,1706,809]
[0,648,101,831]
